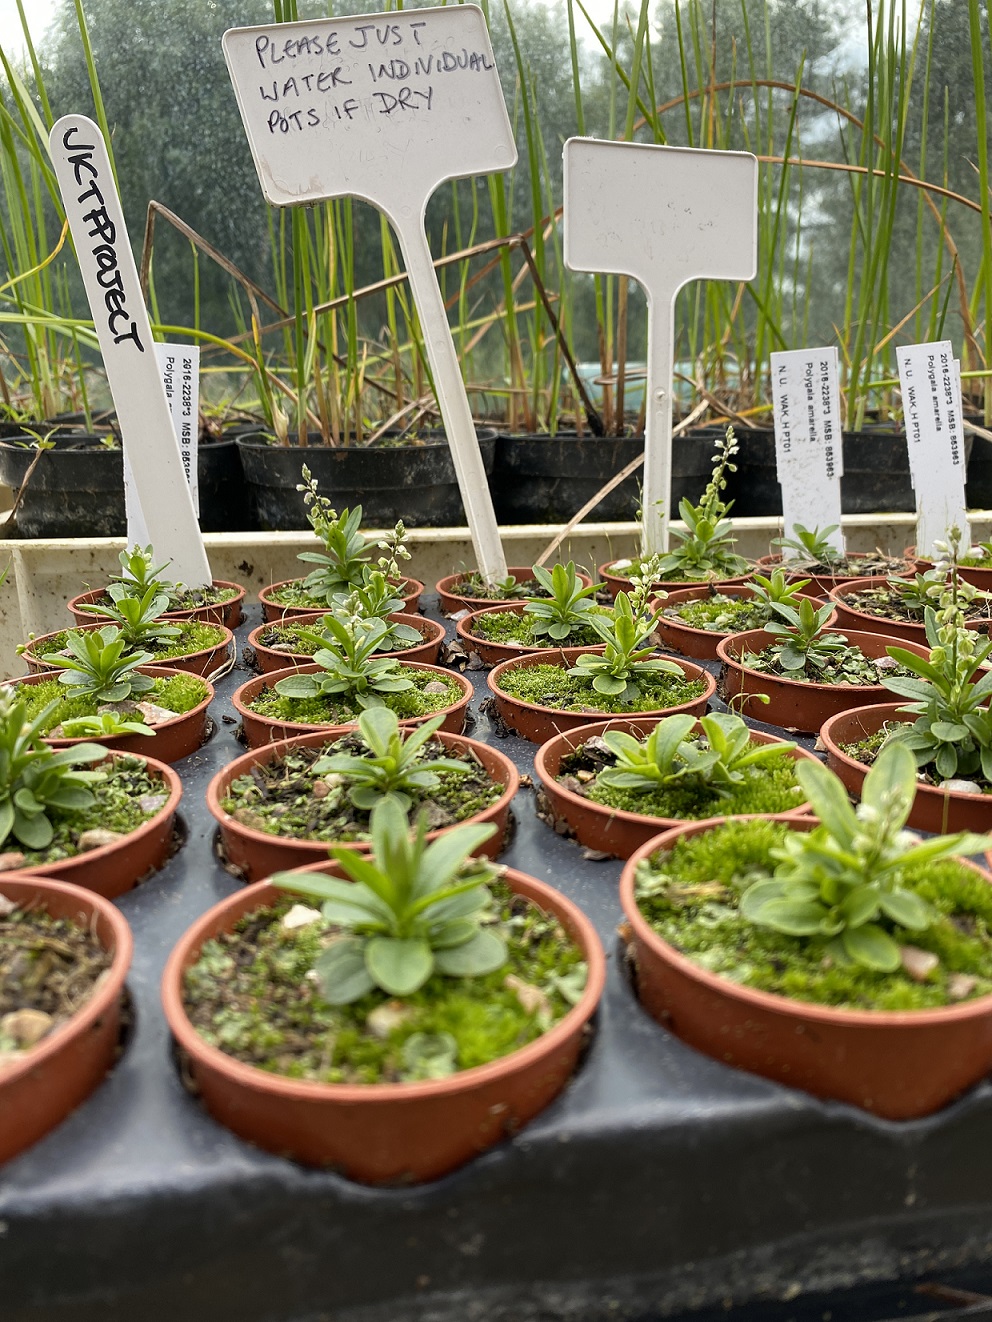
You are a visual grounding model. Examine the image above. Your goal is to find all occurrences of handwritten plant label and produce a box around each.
[770,348,844,557]
[223,7,516,583]
[563,139,758,553]
[124,346,200,540]
[896,339,968,555]
[48,115,211,584]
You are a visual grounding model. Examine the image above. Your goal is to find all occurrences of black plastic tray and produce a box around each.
[4,599,992,1322]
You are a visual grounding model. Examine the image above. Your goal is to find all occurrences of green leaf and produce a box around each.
[365,935,433,996]
[795,759,860,841]
[313,938,376,1004]
[877,888,931,931]
[745,898,826,935]
[841,885,880,927]
[401,1031,458,1080]
[432,927,508,976]
[841,924,901,971]
[12,807,53,850]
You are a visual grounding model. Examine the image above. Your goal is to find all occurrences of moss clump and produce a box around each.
[182,885,586,1084]
[665,593,770,633]
[20,673,209,734]
[468,607,609,649]
[248,669,462,726]
[496,662,705,715]
[222,736,501,843]
[635,817,992,1010]
[35,621,225,664]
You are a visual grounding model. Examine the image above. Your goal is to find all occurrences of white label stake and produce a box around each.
[896,340,969,555]
[563,139,758,554]
[125,345,200,541]
[223,7,516,584]
[770,348,844,557]
[49,116,211,585]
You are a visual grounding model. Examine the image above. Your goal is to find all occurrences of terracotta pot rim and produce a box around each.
[9,665,214,747]
[23,619,234,673]
[598,560,752,591]
[487,646,716,720]
[533,717,814,835]
[232,661,473,739]
[0,874,132,1086]
[7,751,182,880]
[716,627,927,692]
[67,579,245,622]
[620,817,992,1027]
[436,567,592,613]
[161,868,606,1103]
[247,612,443,670]
[206,726,520,856]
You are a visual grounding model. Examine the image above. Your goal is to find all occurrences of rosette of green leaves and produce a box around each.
[883,607,992,780]
[321,570,421,654]
[524,561,604,642]
[596,711,796,796]
[771,523,843,567]
[314,707,471,811]
[747,568,813,615]
[110,545,177,604]
[740,741,992,971]
[0,685,107,850]
[43,626,156,703]
[60,712,155,739]
[76,585,181,649]
[762,599,851,674]
[272,615,414,708]
[567,592,683,703]
[272,797,506,1002]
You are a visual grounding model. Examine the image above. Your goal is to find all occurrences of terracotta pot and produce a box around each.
[819,701,992,834]
[655,584,831,661]
[828,577,992,644]
[67,579,246,630]
[619,817,992,1119]
[207,727,520,881]
[3,752,182,900]
[23,620,234,680]
[716,628,929,734]
[231,661,473,748]
[161,866,606,1181]
[533,718,816,858]
[914,555,992,592]
[455,601,611,667]
[247,612,445,675]
[436,566,592,615]
[9,666,213,764]
[487,646,715,745]
[0,875,133,1165]
[259,576,423,622]
[756,553,913,598]
[598,560,750,601]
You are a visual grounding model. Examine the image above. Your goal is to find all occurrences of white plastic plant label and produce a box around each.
[223,7,516,584]
[125,346,200,540]
[562,138,758,554]
[770,348,844,558]
[896,340,969,556]
[48,115,211,585]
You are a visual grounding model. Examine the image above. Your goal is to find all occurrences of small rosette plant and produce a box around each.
[43,626,156,703]
[740,741,992,971]
[0,684,107,850]
[314,706,471,812]
[272,797,507,1002]
[273,614,414,709]
[523,561,604,642]
[567,591,683,704]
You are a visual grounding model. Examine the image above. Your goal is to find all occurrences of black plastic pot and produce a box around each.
[491,430,716,524]
[237,430,497,530]
[730,428,917,517]
[0,431,257,538]
[966,434,992,510]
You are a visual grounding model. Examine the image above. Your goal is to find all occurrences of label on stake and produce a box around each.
[223,7,515,584]
[770,348,844,557]
[49,115,211,585]
[125,345,200,541]
[896,340,969,555]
